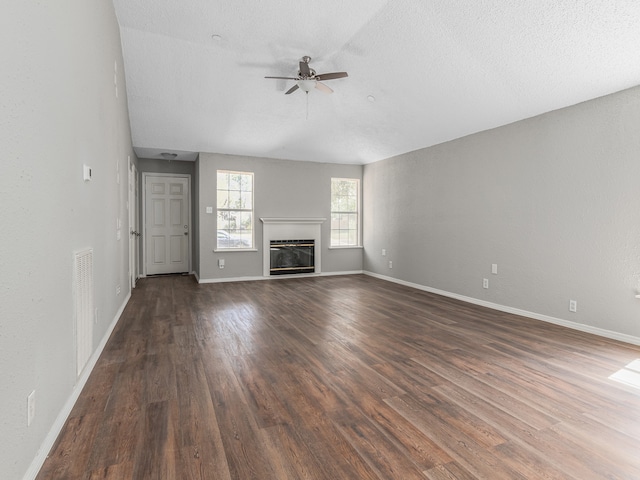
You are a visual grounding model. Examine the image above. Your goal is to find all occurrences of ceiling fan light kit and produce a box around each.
[265,56,348,95]
[298,79,317,93]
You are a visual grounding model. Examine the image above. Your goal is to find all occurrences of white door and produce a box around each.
[144,175,190,275]
[128,160,140,288]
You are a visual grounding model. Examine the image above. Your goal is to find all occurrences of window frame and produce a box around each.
[330,177,361,248]
[216,170,255,251]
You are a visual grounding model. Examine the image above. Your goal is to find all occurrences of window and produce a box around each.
[331,178,360,246]
[216,170,253,249]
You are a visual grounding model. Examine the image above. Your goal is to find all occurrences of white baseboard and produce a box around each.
[198,275,267,284]
[23,292,132,480]
[197,270,363,284]
[364,271,640,347]
[320,270,364,277]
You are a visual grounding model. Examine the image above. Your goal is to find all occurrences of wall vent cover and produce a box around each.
[74,248,94,376]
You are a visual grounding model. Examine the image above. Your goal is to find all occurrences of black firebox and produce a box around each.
[269,239,315,275]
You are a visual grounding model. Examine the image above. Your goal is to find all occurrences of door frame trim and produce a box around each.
[128,157,139,289]
[141,172,192,277]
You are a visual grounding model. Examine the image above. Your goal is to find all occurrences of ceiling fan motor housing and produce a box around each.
[299,68,316,79]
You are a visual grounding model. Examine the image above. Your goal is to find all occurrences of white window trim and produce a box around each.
[216,170,255,250]
[330,177,361,247]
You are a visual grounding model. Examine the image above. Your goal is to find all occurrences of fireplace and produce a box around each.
[270,240,315,275]
[261,218,325,277]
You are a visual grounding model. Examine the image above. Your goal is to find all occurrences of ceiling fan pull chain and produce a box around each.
[306,92,309,120]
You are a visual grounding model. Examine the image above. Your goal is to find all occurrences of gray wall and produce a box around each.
[198,153,363,280]
[364,86,640,339]
[0,2,135,479]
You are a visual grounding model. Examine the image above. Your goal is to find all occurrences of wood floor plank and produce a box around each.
[36,274,640,479]
[529,426,638,480]
[133,400,175,480]
[87,461,134,480]
[36,413,100,480]
[412,351,594,424]
[385,394,526,480]
[490,442,574,480]
[548,418,640,478]
[260,423,347,480]
[433,369,559,432]
[84,356,145,471]
[371,359,447,394]
[174,359,231,479]
[229,353,291,428]
[267,394,379,479]
[425,461,484,480]
[332,406,428,480]
[68,363,119,419]
[202,351,280,479]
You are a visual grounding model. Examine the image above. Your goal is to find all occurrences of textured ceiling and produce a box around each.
[112,0,640,164]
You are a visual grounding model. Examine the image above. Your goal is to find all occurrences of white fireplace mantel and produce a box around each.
[260,217,326,225]
[260,217,326,277]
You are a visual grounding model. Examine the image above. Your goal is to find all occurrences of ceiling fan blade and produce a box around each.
[265,76,299,80]
[315,82,333,94]
[299,60,311,77]
[285,84,299,95]
[315,72,348,81]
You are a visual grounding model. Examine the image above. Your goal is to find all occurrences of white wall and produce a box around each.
[198,153,363,281]
[0,2,135,478]
[364,86,640,341]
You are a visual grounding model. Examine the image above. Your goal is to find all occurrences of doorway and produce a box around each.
[143,173,191,275]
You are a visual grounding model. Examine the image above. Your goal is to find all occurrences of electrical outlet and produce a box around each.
[388,261,393,269]
[381,249,386,256]
[27,390,36,426]
[218,258,225,269]
[115,284,121,296]
[491,264,498,274]
[483,278,489,289]
[569,300,577,312]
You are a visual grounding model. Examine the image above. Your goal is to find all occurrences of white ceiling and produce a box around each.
[112,0,640,164]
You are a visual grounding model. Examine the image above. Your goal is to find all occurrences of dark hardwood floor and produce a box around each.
[37,274,640,479]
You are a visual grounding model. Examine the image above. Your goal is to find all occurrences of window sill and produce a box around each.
[328,245,363,250]
[213,248,258,253]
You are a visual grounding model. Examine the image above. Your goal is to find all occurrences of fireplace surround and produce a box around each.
[260,218,325,277]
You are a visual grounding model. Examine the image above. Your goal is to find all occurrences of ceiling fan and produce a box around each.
[265,56,348,95]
